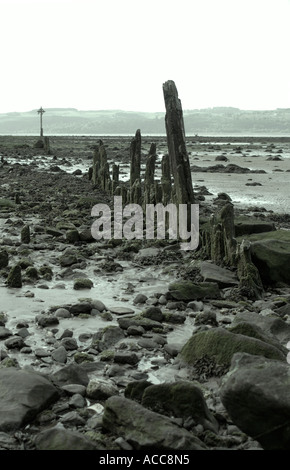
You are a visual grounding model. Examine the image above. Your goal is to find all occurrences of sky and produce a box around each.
[0,0,290,113]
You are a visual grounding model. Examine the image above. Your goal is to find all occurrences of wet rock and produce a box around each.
[34,426,99,450]
[168,280,221,301]
[0,327,12,340]
[0,368,59,431]
[4,336,25,350]
[232,310,290,343]
[0,250,9,269]
[133,293,148,304]
[102,396,206,450]
[7,264,22,288]
[50,363,90,387]
[250,238,290,285]
[200,261,238,287]
[73,278,93,290]
[141,306,163,322]
[178,327,286,374]
[86,379,119,400]
[112,350,139,365]
[141,381,218,432]
[59,248,79,267]
[220,353,290,450]
[51,346,67,363]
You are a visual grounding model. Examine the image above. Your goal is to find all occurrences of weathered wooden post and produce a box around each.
[162,80,195,206]
[143,143,156,206]
[130,129,141,189]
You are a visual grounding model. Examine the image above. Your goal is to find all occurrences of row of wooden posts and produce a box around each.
[89,80,195,210]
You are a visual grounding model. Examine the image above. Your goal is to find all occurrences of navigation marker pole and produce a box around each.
[37,107,45,137]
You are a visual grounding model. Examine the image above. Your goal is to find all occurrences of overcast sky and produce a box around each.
[1,0,290,113]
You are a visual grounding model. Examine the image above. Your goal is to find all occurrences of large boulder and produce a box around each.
[0,369,59,431]
[177,327,286,375]
[236,230,290,285]
[140,381,218,432]
[102,395,206,450]
[220,353,290,450]
[232,310,290,343]
[168,280,221,301]
[34,426,100,450]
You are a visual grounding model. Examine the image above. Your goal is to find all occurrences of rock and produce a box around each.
[7,265,22,288]
[109,306,135,315]
[66,229,80,243]
[50,363,90,387]
[133,293,148,304]
[34,426,98,450]
[200,261,238,287]
[117,315,164,332]
[0,369,59,431]
[250,238,290,285]
[70,302,92,315]
[93,325,125,351]
[4,336,25,350]
[59,248,79,267]
[0,250,9,269]
[232,310,290,343]
[102,396,206,450]
[141,381,218,432]
[113,352,139,365]
[0,327,12,340]
[141,306,163,322]
[36,315,59,328]
[168,280,221,301]
[220,353,290,450]
[73,278,93,290]
[51,346,67,363]
[86,379,119,400]
[178,327,286,374]
[91,300,107,312]
[229,321,287,355]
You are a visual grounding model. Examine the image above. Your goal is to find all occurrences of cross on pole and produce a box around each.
[37,107,45,137]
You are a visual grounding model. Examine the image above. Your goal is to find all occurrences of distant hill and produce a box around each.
[0,107,290,135]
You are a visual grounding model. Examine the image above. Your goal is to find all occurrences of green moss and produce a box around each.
[73,278,93,290]
[179,327,285,368]
[7,264,22,288]
[124,380,152,402]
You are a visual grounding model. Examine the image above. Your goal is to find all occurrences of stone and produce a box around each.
[220,353,290,450]
[102,396,206,450]
[200,261,238,287]
[0,250,9,269]
[34,426,98,450]
[86,379,119,400]
[141,306,163,322]
[7,265,22,288]
[50,363,90,387]
[0,369,59,431]
[141,381,218,432]
[51,346,67,363]
[232,310,290,343]
[73,278,93,290]
[168,280,221,301]
[178,326,286,373]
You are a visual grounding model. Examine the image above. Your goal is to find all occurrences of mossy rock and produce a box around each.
[73,278,94,290]
[7,264,22,288]
[124,380,152,402]
[178,327,286,370]
[25,266,39,279]
[229,321,288,355]
[74,352,95,364]
[141,381,218,432]
[66,230,80,244]
[0,250,9,269]
[168,280,221,301]
[21,225,30,244]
